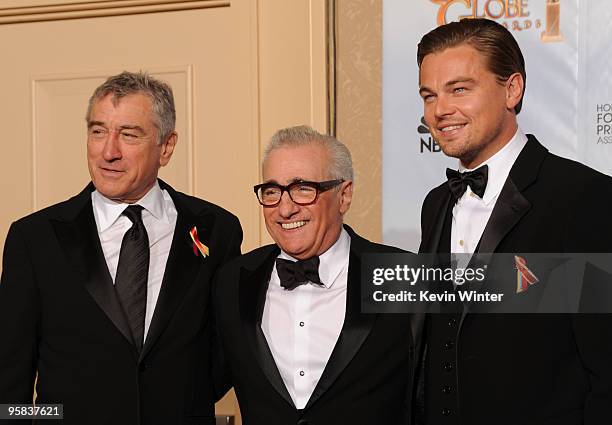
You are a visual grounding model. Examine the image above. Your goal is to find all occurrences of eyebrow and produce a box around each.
[86,121,145,133]
[419,77,476,95]
[419,86,433,96]
[262,177,305,185]
[87,120,104,128]
[445,77,476,86]
[118,125,145,133]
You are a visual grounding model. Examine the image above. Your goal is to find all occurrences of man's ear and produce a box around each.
[505,72,524,111]
[339,180,353,215]
[159,131,178,167]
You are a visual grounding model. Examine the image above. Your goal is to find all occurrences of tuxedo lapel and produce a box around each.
[305,229,376,409]
[457,177,530,323]
[477,135,547,254]
[140,190,212,360]
[476,135,548,255]
[458,136,547,322]
[238,246,295,408]
[51,186,138,358]
[476,178,530,254]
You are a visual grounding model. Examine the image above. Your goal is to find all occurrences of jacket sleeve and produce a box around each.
[0,222,39,406]
[566,174,612,424]
[210,214,242,401]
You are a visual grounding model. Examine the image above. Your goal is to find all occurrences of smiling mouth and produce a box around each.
[281,221,306,230]
[100,167,124,173]
[439,124,466,132]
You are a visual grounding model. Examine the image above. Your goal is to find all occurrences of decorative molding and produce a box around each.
[326,0,337,137]
[0,0,229,24]
[336,0,382,242]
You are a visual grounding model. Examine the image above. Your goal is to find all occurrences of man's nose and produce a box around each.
[277,191,299,218]
[102,131,122,161]
[434,94,455,118]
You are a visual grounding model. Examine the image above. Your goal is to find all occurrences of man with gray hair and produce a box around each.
[214,125,418,424]
[0,71,242,424]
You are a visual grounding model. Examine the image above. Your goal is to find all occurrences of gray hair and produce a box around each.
[86,71,176,145]
[263,125,354,182]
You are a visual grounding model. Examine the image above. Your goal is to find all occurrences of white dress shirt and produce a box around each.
[92,181,178,340]
[261,228,351,409]
[451,128,528,256]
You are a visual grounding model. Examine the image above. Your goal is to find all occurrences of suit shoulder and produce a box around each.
[423,181,448,205]
[9,193,87,230]
[172,191,240,225]
[346,225,412,255]
[544,153,612,185]
[362,241,410,255]
[218,244,277,274]
[215,244,277,299]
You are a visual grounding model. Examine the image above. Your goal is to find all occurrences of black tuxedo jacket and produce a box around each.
[215,225,421,425]
[419,135,612,424]
[0,180,242,425]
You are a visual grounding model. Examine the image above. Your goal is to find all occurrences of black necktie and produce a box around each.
[446,164,489,201]
[275,257,323,290]
[115,205,149,351]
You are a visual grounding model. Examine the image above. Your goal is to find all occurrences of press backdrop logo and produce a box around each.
[417,117,441,153]
[430,0,564,42]
[596,103,612,145]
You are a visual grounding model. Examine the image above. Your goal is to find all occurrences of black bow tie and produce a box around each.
[446,165,489,201]
[275,256,323,291]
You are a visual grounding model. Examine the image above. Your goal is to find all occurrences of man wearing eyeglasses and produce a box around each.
[214,125,419,425]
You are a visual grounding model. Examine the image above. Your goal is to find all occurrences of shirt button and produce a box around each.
[459,239,464,246]
[442,408,452,416]
[448,318,457,327]
[443,362,453,372]
[299,321,305,327]
[444,341,455,350]
[442,385,452,394]
[299,371,305,376]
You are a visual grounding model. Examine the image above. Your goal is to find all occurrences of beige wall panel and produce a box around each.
[258,0,328,140]
[336,0,382,242]
[0,3,261,256]
[33,77,97,210]
[0,0,329,264]
[257,0,328,245]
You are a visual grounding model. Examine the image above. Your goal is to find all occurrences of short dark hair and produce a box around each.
[86,71,176,144]
[417,18,526,114]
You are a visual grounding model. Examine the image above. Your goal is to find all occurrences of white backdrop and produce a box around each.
[382,0,612,251]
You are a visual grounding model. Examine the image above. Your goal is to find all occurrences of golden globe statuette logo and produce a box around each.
[430,0,530,27]
[541,0,563,42]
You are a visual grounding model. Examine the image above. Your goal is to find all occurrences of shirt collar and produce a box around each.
[91,180,169,232]
[278,227,351,289]
[458,128,528,205]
